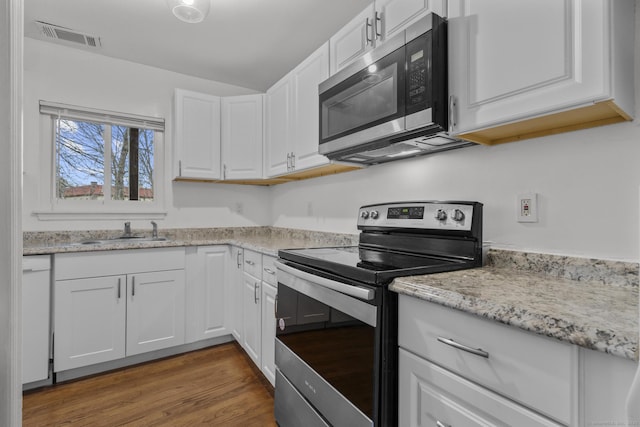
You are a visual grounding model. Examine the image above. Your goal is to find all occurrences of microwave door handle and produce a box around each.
[275,261,375,301]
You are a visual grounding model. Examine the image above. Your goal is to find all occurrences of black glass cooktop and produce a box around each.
[278,246,472,286]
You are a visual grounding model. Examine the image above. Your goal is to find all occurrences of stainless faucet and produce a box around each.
[151,221,158,239]
[124,221,132,237]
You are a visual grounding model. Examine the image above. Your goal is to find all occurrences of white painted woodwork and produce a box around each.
[242,271,262,367]
[399,348,564,427]
[581,347,638,426]
[265,73,292,177]
[54,275,127,371]
[243,249,263,279]
[266,42,330,177]
[231,247,244,343]
[447,0,635,135]
[186,246,231,343]
[262,255,277,287]
[221,94,264,180]
[291,43,330,171]
[375,0,445,42]
[55,248,185,280]
[398,295,574,424]
[329,5,375,75]
[22,256,51,384]
[126,270,186,356]
[173,88,221,180]
[261,281,277,386]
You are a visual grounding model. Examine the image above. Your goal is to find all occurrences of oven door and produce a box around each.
[274,261,378,427]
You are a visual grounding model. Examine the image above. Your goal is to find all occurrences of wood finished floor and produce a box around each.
[23,342,277,426]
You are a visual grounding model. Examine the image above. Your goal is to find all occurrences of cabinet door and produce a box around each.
[265,74,292,177]
[22,256,50,383]
[186,246,230,343]
[291,42,330,172]
[231,247,244,342]
[242,272,261,367]
[448,0,614,136]
[329,5,375,75]
[126,270,186,356]
[375,0,445,42]
[221,94,264,180]
[54,275,127,372]
[174,89,221,180]
[261,282,277,386]
[399,348,563,427]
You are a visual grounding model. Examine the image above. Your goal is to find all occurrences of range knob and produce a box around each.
[452,208,465,222]
[435,209,447,221]
[370,210,379,219]
[360,211,370,219]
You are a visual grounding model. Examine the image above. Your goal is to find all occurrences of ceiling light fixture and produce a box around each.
[167,0,211,24]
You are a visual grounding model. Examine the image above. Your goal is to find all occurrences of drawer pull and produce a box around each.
[263,267,276,275]
[436,421,450,427]
[437,337,489,359]
[245,259,255,266]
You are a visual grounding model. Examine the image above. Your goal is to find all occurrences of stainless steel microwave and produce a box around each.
[318,13,472,165]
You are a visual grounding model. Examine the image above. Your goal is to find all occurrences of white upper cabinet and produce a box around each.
[265,42,330,177]
[291,43,330,172]
[265,74,292,177]
[173,89,221,180]
[329,0,446,75]
[221,94,264,180]
[448,0,635,145]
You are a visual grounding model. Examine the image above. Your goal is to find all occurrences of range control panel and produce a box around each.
[357,202,476,231]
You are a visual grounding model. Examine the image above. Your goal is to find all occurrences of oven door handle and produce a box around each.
[275,261,375,301]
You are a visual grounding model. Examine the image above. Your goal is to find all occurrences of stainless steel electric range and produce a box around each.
[274,201,483,427]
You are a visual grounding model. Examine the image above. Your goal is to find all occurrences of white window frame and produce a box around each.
[35,101,167,220]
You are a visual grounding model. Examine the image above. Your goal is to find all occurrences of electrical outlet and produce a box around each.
[517,193,538,223]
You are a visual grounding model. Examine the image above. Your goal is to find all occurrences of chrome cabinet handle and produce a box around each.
[263,267,275,275]
[374,11,382,39]
[366,17,373,45]
[291,152,295,169]
[254,282,259,304]
[437,337,489,358]
[117,277,121,299]
[245,259,255,266]
[236,250,242,268]
[436,421,450,427]
[131,276,136,297]
[178,160,182,177]
[449,95,457,131]
[286,153,291,171]
[223,163,227,179]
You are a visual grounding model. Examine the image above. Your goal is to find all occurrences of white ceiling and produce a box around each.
[24,0,372,92]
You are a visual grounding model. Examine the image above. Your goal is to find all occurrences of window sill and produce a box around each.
[32,210,168,221]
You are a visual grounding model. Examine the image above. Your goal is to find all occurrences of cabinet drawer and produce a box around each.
[398,295,574,424]
[262,255,277,286]
[399,348,563,427]
[243,249,263,279]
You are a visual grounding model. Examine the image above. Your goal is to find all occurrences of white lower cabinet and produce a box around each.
[22,255,51,384]
[53,249,186,372]
[242,271,262,366]
[398,294,639,427]
[185,246,232,343]
[399,348,562,427]
[231,247,244,342]
[260,281,277,386]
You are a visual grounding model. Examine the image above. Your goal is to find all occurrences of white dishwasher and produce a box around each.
[22,255,51,385]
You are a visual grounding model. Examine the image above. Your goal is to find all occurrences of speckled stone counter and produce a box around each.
[23,226,358,257]
[390,249,639,361]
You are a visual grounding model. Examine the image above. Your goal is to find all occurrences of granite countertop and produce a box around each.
[23,226,359,257]
[391,250,639,361]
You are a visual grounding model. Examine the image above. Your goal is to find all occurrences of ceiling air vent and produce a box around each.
[35,21,101,48]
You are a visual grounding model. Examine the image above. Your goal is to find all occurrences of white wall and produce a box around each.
[23,38,270,232]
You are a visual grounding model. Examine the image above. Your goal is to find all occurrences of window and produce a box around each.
[40,101,165,215]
